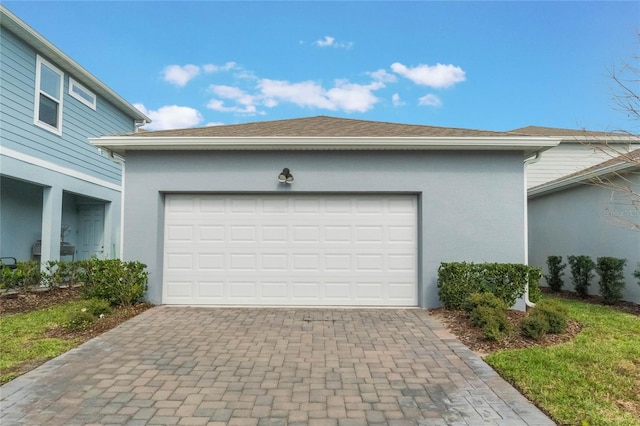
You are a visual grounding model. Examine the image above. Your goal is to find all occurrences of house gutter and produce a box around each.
[523,151,542,308]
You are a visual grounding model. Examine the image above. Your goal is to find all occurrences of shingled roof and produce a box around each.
[511,125,629,138]
[134,116,515,138]
[529,148,640,197]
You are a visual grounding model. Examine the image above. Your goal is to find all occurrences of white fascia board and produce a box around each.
[556,135,640,144]
[0,5,150,124]
[528,161,636,198]
[90,136,560,157]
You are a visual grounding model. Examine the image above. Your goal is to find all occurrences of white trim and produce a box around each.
[69,77,97,110]
[0,146,121,191]
[528,161,635,198]
[34,55,64,135]
[90,135,560,157]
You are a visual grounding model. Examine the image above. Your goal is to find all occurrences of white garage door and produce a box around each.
[163,194,417,306]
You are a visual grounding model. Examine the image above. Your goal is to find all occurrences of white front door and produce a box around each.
[163,194,418,306]
[78,204,104,259]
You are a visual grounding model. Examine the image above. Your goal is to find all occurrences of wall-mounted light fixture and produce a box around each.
[278,168,294,184]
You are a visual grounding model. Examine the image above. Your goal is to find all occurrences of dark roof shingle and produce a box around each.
[134,116,514,138]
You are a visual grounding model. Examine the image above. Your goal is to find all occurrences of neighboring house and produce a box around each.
[91,115,559,309]
[512,126,640,188]
[0,5,150,264]
[528,149,640,303]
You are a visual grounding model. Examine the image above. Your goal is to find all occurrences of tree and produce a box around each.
[589,34,640,231]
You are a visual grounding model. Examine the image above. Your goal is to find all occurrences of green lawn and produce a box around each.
[487,296,640,426]
[0,300,87,384]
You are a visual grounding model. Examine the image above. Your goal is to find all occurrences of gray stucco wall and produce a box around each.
[529,177,640,303]
[123,149,527,308]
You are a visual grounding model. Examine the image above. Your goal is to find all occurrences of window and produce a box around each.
[34,55,64,134]
[69,78,96,110]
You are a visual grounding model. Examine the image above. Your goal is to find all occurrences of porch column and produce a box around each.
[41,186,63,266]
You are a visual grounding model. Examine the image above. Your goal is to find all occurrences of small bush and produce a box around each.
[528,268,543,303]
[468,304,511,342]
[44,260,74,288]
[80,259,148,306]
[520,314,549,340]
[0,266,18,290]
[568,255,595,298]
[65,310,96,330]
[635,263,640,286]
[463,292,508,313]
[596,257,627,304]
[530,300,568,334]
[545,256,566,292]
[83,299,112,317]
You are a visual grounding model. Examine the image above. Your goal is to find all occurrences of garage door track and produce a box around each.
[1,307,555,425]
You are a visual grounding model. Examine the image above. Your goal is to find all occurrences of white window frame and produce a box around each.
[34,55,64,135]
[69,77,96,110]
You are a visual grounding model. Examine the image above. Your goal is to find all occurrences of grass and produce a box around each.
[486,295,640,426]
[0,300,88,384]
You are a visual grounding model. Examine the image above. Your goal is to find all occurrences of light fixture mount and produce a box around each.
[278,168,294,184]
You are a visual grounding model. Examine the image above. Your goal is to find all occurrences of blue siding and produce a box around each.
[0,27,135,185]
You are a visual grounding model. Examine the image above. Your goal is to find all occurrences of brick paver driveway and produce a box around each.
[1,307,554,425]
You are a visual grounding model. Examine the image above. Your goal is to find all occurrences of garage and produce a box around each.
[163,193,418,306]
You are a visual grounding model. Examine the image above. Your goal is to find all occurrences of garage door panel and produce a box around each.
[163,194,417,306]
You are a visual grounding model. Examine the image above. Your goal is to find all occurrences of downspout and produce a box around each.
[523,151,542,307]
[107,150,126,260]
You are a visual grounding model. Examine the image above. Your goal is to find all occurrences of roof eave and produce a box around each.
[90,136,560,157]
[528,161,637,198]
[0,5,151,123]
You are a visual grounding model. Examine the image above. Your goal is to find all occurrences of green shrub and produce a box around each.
[82,299,112,317]
[544,255,566,292]
[530,300,568,333]
[80,259,148,306]
[635,263,640,286]
[437,262,540,309]
[469,305,511,341]
[520,314,549,340]
[65,310,96,330]
[0,266,19,290]
[44,260,75,288]
[437,262,480,310]
[596,257,627,304]
[10,261,44,292]
[568,255,595,298]
[463,292,508,313]
[528,267,543,303]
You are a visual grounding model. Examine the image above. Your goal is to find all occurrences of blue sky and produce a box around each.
[5,1,639,132]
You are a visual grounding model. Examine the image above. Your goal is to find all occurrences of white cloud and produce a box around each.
[314,35,353,49]
[369,69,397,84]
[203,62,237,73]
[392,93,404,107]
[162,64,200,87]
[206,99,258,114]
[391,62,466,88]
[205,122,225,127]
[258,78,382,113]
[135,103,203,130]
[315,36,335,47]
[418,94,442,107]
[210,85,257,107]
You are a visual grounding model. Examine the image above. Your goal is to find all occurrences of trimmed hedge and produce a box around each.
[437,262,542,309]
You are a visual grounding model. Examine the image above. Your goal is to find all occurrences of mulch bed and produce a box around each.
[429,288,639,356]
